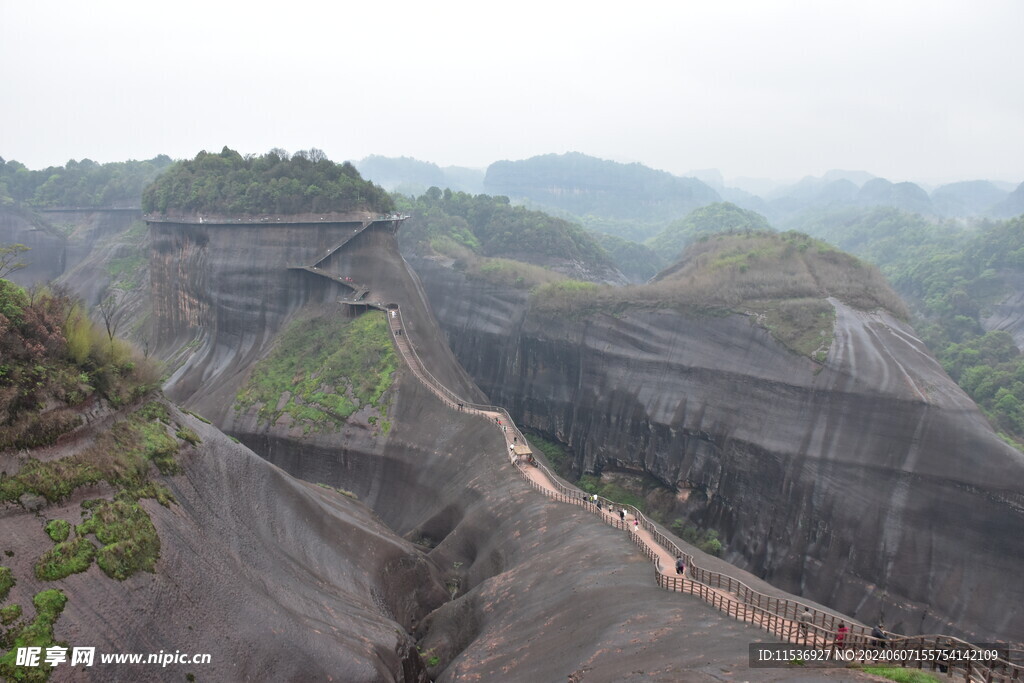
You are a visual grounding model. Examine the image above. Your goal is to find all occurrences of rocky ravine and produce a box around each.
[407,254,1024,644]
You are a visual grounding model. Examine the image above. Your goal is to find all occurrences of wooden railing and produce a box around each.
[383,303,1023,681]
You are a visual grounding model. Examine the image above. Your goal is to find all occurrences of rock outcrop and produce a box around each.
[406,254,1024,644]
[982,270,1024,349]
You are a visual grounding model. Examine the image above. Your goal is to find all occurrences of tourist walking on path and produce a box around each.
[835,622,849,649]
[871,623,887,648]
[798,607,812,636]
[619,509,626,522]
[675,556,686,575]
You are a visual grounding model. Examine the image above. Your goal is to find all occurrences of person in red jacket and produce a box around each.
[835,622,849,649]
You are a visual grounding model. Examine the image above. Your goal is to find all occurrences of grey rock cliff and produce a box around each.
[407,254,1024,644]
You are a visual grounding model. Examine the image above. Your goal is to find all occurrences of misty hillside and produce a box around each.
[992,181,1024,218]
[483,152,722,240]
[931,180,1009,217]
[0,156,172,208]
[355,155,484,195]
[646,202,774,263]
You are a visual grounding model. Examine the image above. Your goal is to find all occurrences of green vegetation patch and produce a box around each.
[0,604,20,626]
[44,520,70,543]
[862,667,942,683]
[185,410,211,424]
[175,427,201,445]
[525,435,569,473]
[579,474,648,512]
[471,257,565,289]
[106,250,147,292]
[670,520,724,556]
[0,589,68,682]
[0,566,13,602]
[235,310,396,430]
[34,537,96,581]
[0,279,161,452]
[76,497,160,581]
[0,458,104,505]
[757,298,836,360]
[0,401,187,506]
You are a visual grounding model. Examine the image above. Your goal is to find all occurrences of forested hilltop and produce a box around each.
[0,156,172,208]
[483,152,721,241]
[396,187,620,285]
[142,147,394,215]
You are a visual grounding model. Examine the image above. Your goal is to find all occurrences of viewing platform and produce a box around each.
[39,206,142,213]
[144,212,409,226]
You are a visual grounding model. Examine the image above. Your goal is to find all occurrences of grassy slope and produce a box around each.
[235,309,397,433]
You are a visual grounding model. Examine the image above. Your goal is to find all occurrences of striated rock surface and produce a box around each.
[0,401,440,682]
[406,254,1024,644]
[982,270,1024,349]
[0,206,66,286]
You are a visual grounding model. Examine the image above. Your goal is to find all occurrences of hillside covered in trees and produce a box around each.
[483,152,721,241]
[0,156,172,208]
[142,147,394,216]
[396,187,619,284]
[647,202,774,262]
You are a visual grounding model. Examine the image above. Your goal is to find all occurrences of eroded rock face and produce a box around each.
[0,404,439,682]
[407,255,1024,644]
[0,206,66,287]
[982,270,1024,348]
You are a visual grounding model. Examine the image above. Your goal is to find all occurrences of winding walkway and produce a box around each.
[381,304,1022,682]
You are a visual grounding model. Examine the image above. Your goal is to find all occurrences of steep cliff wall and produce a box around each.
[407,255,1024,644]
[0,206,66,286]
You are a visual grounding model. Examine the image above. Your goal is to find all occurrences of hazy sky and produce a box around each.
[3,0,1022,184]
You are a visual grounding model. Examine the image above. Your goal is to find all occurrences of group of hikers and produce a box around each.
[584,494,642,530]
[797,607,888,649]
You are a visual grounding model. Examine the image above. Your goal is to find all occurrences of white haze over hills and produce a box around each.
[2,0,1023,184]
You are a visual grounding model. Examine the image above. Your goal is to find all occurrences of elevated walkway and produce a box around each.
[382,303,1023,681]
[289,266,369,300]
[145,212,409,226]
[287,214,409,302]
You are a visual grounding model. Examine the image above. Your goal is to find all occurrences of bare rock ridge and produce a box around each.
[406,253,1024,644]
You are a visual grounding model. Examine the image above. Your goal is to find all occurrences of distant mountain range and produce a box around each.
[355,152,1023,240]
[354,155,484,195]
